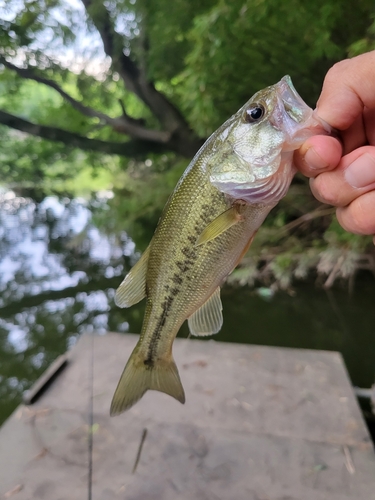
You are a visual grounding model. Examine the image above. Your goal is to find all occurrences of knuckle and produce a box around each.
[338,194,375,235]
[324,60,351,84]
[311,175,340,206]
[350,198,375,234]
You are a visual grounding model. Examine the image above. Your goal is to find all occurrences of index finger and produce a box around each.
[316,51,375,130]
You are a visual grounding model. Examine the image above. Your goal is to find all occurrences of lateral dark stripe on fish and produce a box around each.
[145,241,201,366]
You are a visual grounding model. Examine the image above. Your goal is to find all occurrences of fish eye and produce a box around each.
[244,104,265,123]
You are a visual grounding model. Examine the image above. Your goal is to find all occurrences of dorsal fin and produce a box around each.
[115,246,150,308]
[188,287,223,336]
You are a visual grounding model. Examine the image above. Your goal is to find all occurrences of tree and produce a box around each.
[0,0,375,287]
[0,0,208,160]
[1,0,374,160]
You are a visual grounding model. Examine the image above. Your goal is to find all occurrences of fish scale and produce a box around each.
[110,76,330,415]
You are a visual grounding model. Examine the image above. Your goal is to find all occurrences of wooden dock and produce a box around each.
[0,332,374,499]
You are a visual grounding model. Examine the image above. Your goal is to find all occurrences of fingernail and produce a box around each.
[304,147,327,170]
[345,153,375,188]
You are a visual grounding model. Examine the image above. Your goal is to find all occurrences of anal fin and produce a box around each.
[188,286,223,336]
[115,246,150,308]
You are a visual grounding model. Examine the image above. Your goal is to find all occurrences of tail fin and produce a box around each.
[110,347,185,416]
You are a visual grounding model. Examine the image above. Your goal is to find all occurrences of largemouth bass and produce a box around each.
[111,76,329,416]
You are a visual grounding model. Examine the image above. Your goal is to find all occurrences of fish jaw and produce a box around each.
[221,154,295,205]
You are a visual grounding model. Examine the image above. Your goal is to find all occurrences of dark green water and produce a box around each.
[0,191,374,425]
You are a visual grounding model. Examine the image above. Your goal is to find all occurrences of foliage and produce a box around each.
[92,154,188,249]
[0,0,375,287]
[171,0,373,136]
[228,185,375,290]
[348,14,375,56]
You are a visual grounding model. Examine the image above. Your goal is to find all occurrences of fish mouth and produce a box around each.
[279,77,331,133]
[270,76,330,149]
[278,76,312,124]
[269,76,313,134]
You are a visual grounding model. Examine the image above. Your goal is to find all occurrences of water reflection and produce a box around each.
[0,189,140,423]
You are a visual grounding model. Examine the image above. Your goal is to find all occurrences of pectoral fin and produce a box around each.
[196,205,244,246]
[188,287,223,336]
[115,246,150,308]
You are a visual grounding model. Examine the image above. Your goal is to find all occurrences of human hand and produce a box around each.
[294,51,375,244]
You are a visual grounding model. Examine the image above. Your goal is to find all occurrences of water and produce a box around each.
[0,190,374,425]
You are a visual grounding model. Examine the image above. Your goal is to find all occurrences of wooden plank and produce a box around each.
[22,353,68,405]
[0,333,374,500]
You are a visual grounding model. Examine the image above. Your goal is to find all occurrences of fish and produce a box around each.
[110,76,330,416]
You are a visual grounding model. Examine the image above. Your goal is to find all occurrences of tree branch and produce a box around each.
[118,98,145,126]
[80,0,203,157]
[0,55,171,143]
[0,110,167,157]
